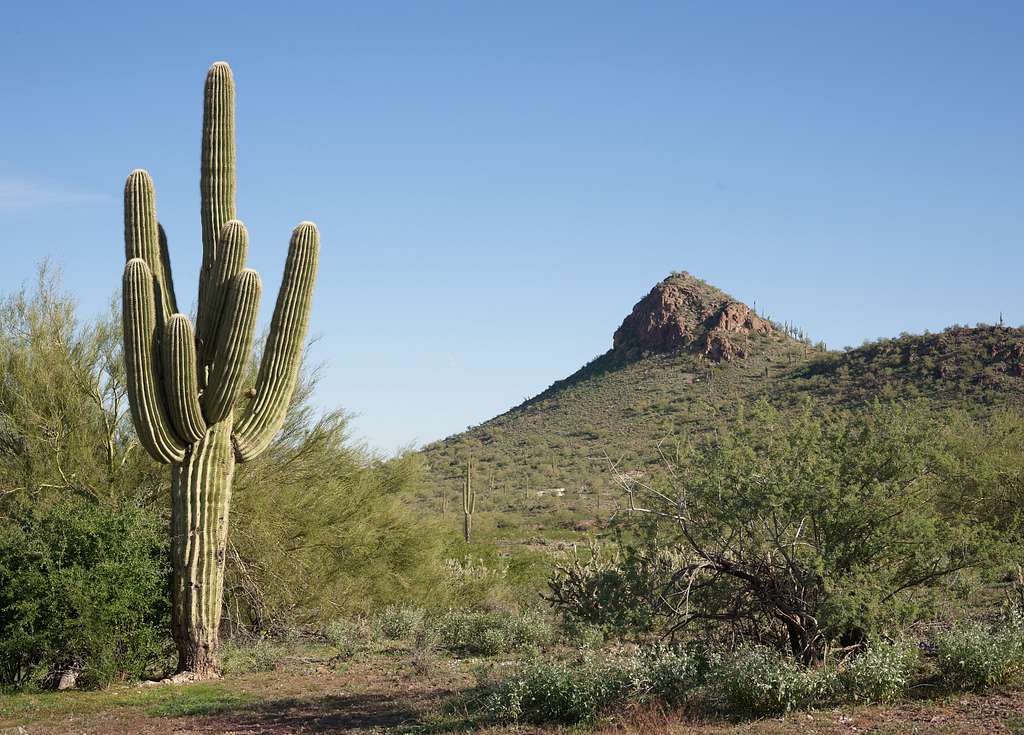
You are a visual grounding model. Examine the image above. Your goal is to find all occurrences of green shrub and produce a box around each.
[377,605,426,641]
[644,645,705,705]
[934,623,1024,690]
[551,403,1002,659]
[486,647,701,724]
[705,646,826,715]
[433,609,554,656]
[227,397,452,630]
[839,640,914,703]
[0,498,170,688]
[488,658,594,724]
[323,618,372,659]
[219,638,283,675]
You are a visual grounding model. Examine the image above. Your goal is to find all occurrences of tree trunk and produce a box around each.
[170,421,235,678]
[782,615,823,666]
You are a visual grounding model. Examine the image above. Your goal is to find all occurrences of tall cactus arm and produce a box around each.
[162,314,208,443]
[196,61,238,349]
[203,269,261,424]
[197,220,248,370]
[158,224,179,315]
[125,170,177,324]
[123,259,187,463]
[233,222,319,462]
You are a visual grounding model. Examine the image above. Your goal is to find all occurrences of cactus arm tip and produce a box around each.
[196,219,249,365]
[163,314,208,444]
[231,222,319,462]
[203,267,262,424]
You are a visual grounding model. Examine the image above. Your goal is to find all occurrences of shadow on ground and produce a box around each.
[181,688,474,734]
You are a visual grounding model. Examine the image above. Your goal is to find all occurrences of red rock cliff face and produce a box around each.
[612,273,772,362]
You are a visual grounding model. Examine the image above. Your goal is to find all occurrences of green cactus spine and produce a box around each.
[121,62,319,679]
[463,460,476,543]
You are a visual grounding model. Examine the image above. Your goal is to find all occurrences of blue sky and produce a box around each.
[1,2,1021,452]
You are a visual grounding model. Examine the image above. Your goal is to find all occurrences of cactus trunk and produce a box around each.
[121,62,318,679]
[170,420,235,677]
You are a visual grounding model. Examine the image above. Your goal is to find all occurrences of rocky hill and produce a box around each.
[612,271,776,361]
[418,272,1024,536]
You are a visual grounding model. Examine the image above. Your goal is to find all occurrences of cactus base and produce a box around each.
[170,421,235,678]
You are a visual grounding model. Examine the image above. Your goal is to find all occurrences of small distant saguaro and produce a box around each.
[121,62,319,679]
[463,460,476,543]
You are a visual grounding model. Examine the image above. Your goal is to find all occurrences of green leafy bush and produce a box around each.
[323,618,373,659]
[933,623,1024,690]
[486,647,702,724]
[705,646,827,715]
[551,402,999,661]
[0,498,170,688]
[433,609,553,656]
[838,640,915,703]
[377,605,426,641]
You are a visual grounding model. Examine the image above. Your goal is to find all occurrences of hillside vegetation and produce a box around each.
[420,272,1024,539]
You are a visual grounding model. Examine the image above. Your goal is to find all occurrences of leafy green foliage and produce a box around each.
[323,617,373,659]
[705,646,828,715]
[933,622,1024,690]
[433,608,553,655]
[376,605,427,641]
[550,402,999,661]
[0,264,163,508]
[485,647,703,724]
[226,377,452,630]
[0,497,170,687]
[838,640,914,703]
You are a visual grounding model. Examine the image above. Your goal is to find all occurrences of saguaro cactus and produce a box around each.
[463,460,476,543]
[121,62,319,679]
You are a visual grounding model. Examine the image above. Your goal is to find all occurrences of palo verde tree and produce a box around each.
[120,62,319,678]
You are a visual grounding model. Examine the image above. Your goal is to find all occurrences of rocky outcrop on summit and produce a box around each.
[612,272,772,362]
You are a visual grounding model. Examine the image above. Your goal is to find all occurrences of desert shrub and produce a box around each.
[409,626,441,676]
[219,638,284,675]
[377,605,426,640]
[434,608,554,656]
[838,640,915,703]
[323,617,374,659]
[933,623,1024,690]
[705,646,829,715]
[227,400,452,630]
[547,540,681,639]
[0,498,170,688]
[436,550,547,612]
[486,647,702,724]
[638,645,706,705]
[552,402,999,662]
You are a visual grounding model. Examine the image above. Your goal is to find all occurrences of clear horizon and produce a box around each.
[2,1,1021,452]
